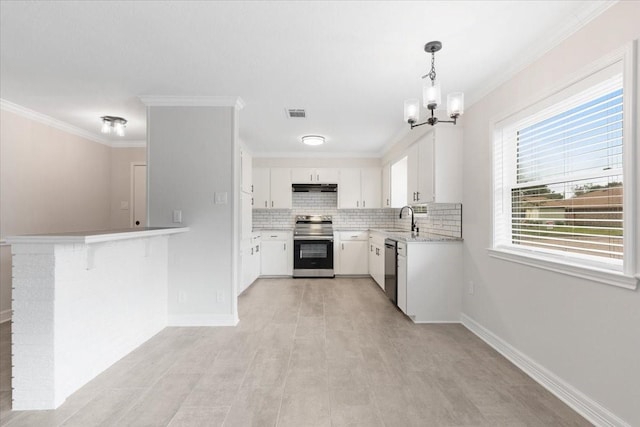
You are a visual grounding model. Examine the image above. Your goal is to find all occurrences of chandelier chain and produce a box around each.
[428,51,436,83]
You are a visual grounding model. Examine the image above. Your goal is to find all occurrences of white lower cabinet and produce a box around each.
[368,232,385,289]
[240,234,261,295]
[397,243,407,313]
[260,231,292,276]
[397,241,462,322]
[337,231,368,275]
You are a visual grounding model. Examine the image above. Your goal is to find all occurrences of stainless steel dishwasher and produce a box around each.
[384,239,397,305]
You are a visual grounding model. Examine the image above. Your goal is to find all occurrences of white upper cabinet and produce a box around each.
[406,127,462,204]
[253,168,292,209]
[253,168,270,208]
[291,168,339,184]
[338,168,361,208]
[382,163,391,208]
[240,147,253,194]
[338,168,381,209]
[361,168,381,209]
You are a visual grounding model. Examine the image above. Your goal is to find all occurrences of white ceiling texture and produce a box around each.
[0,1,614,156]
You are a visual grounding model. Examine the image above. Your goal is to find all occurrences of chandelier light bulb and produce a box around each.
[447,92,464,118]
[404,99,420,124]
[423,80,441,110]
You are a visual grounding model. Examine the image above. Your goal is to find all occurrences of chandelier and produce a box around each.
[100,116,127,137]
[404,41,464,128]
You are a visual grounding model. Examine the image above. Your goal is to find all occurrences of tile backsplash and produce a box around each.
[253,192,462,238]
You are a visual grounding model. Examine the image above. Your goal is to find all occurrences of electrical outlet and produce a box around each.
[178,291,187,303]
[173,210,182,223]
[216,291,224,302]
[468,281,475,295]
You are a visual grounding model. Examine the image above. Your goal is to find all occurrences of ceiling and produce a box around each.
[0,1,613,156]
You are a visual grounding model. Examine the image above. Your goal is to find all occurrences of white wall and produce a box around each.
[147,105,239,326]
[461,2,640,426]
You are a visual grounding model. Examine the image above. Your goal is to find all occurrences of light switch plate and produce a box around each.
[215,192,228,205]
[173,210,182,223]
[120,201,129,210]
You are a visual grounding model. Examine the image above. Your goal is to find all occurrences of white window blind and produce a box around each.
[494,62,625,267]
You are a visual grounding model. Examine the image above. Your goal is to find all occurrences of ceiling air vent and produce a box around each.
[286,108,306,118]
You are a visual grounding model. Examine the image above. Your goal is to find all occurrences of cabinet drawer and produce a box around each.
[397,242,407,257]
[261,231,291,240]
[339,231,368,241]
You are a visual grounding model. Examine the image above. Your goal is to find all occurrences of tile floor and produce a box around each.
[0,277,590,426]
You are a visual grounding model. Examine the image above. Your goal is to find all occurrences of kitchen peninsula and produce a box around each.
[6,227,188,410]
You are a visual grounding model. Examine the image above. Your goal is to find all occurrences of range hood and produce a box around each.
[292,183,337,192]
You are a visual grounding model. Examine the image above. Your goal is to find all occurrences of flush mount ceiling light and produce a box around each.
[301,135,325,146]
[404,41,464,128]
[100,116,127,137]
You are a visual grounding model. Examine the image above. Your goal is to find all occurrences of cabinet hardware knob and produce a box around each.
[416,191,420,201]
[271,201,274,207]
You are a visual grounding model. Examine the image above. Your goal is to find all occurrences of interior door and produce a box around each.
[132,164,147,227]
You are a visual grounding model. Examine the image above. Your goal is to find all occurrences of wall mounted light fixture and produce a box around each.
[100,116,127,137]
[404,41,464,128]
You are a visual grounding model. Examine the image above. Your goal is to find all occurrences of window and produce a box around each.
[492,48,637,289]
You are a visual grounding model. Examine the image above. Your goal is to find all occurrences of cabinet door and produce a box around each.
[261,240,289,275]
[375,246,385,289]
[338,168,361,209]
[368,241,376,277]
[382,163,391,208]
[291,168,314,183]
[339,241,369,275]
[397,254,407,314]
[433,128,463,203]
[417,134,435,203]
[361,168,381,209]
[406,143,419,204]
[316,168,339,183]
[270,168,292,209]
[253,168,270,208]
[240,148,253,194]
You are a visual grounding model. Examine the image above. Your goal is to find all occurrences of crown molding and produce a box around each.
[138,96,245,109]
[1,99,110,146]
[111,140,147,148]
[464,0,618,109]
[251,150,382,159]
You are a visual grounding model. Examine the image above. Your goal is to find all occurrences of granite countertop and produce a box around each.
[6,227,190,244]
[368,228,463,243]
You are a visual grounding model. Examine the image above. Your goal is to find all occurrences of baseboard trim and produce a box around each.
[461,313,631,427]
[0,309,11,323]
[168,313,239,327]
[412,320,461,324]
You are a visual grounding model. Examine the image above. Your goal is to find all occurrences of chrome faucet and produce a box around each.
[399,205,416,233]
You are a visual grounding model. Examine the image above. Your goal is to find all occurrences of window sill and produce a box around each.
[487,247,638,290]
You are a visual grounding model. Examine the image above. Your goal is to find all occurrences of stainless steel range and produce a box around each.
[293,215,334,278]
